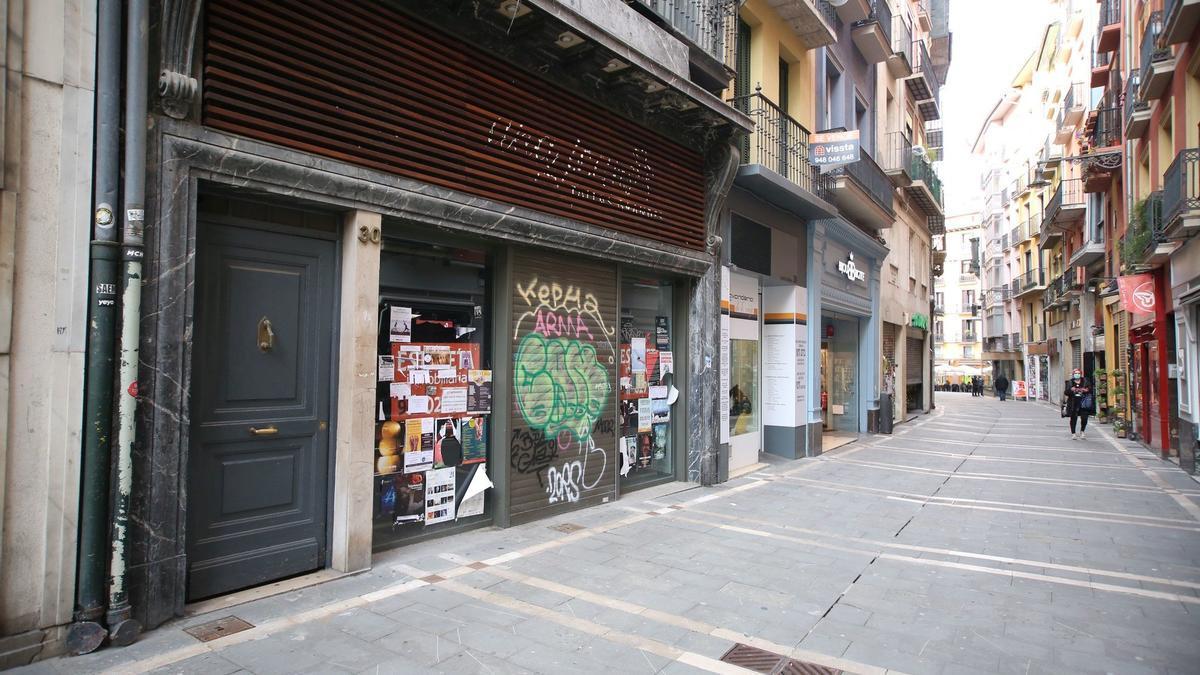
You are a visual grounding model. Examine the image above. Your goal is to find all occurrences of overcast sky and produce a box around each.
[942,0,1059,217]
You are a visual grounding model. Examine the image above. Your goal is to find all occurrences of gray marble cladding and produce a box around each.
[127,120,735,627]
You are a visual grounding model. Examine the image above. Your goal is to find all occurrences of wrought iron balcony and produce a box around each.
[1139,11,1174,101]
[1015,269,1046,298]
[851,0,893,64]
[1097,0,1121,53]
[1122,191,1171,268]
[1125,72,1151,139]
[632,0,731,65]
[1040,177,1084,246]
[904,39,941,119]
[903,148,943,216]
[963,331,978,343]
[1163,148,1200,236]
[888,11,913,77]
[1164,0,1200,44]
[730,91,832,202]
[827,148,896,228]
[1091,39,1111,88]
[880,131,913,185]
[1088,107,1121,150]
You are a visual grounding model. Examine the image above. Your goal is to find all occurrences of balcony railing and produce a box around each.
[730,91,832,201]
[1064,81,1083,115]
[1123,191,1164,267]
[634,0,730,63]
[1163,148,1200,230]
[913,39,941,103]
[1125,72,1149,120]
[1010,331,1022,348]
[963,331,978,342]
[1091,107,1121,148]
[1042,177,1084,230]
[1020,269,1046,291]
[1139,11,1169,95]
[892,11,913,64]
[1099,0,1120,28]
[860,0,893,46]
[1093,43,1112,70]
[829,149,895,216]
[925,120,943,157]
[880,131,913,176]
[910,150,943,205]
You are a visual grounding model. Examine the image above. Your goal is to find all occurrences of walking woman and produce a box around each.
[1064,368,1095,439]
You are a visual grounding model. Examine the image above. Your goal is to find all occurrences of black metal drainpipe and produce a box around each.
[66,0,121,656]
[106,0,147,646]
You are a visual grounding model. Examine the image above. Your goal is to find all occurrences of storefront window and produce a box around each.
[729,340,760,436]
[373,243,493,550]
[619,277,676,487]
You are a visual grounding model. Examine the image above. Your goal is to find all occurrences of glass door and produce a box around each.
[827,317,860,433]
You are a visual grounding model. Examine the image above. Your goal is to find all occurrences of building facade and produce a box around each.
[934,213,985,387]
[721,0,950,471]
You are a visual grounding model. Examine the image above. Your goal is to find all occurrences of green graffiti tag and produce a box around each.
[514,332,611,442]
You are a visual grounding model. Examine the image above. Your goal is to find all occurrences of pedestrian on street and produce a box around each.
[1064,368,1095,439]
[974,376,983,397]
[995,374,1010,401]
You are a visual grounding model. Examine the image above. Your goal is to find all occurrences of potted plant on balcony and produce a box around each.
[1120,199,1153,271]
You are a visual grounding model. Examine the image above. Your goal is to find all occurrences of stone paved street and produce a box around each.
[21,394,1200,674]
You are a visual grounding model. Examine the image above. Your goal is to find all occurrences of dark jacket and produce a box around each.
[1064,378,1094,414]
[995,376,1009,392]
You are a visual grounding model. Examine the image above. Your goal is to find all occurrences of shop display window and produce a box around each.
[729,340,760,437]
[618,277,676,486]
[373,244,493,549]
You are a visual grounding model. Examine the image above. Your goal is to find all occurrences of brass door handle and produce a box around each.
[249,425,279,436]
[258,316,275,352]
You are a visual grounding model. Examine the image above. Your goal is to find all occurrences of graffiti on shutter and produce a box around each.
[509,250,617,520]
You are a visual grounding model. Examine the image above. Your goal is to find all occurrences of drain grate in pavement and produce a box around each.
[184,615,254,642]
[719,643,841,675]
[550,522,585,533]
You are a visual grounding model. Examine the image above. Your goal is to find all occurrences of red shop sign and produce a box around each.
[1117,274,1156,317]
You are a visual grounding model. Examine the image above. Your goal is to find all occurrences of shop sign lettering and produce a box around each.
[837,253,866,283]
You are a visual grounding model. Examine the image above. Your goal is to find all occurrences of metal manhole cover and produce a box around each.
[550,522,585,533]
[719,643,784,673]
[184,615,254,642]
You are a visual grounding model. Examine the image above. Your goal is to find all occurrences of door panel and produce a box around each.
[187,222,336,601]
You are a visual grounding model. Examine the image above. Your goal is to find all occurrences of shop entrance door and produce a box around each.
[187,222,336,601]
[821,316,860,435]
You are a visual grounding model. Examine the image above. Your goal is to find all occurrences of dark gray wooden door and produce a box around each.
[187,222,336,601]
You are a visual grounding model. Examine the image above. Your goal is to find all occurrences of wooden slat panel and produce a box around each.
[509,250,617,520]
[202,0,707,250]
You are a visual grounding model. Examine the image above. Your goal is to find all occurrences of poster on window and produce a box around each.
[424,467,456,525]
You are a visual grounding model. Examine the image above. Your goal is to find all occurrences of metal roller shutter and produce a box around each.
[201,0,707,250]
[906,336,925,384]
[1072,339,1083,372]
[509,250,618,522]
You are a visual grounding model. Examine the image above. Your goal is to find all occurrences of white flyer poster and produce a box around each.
[439,386,468,414]
[389,306,412,342]
[424,467,456,525]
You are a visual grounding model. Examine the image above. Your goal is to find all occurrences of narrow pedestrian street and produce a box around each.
[22,394,1200,675]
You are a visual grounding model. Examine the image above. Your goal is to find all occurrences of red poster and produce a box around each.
[1117,274,1156,317]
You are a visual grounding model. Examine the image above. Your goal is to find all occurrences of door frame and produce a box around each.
[186,199,344,596]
